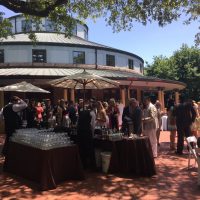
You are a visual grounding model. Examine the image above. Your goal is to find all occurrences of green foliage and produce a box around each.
[145,55,177,80]
[172,44,200,100]
[0,12,13,40]
[0,0,199,44]
[146,44,200,101]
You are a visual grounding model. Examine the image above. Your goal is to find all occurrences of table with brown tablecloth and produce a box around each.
[3,142,85,190]
[94,136,156,177]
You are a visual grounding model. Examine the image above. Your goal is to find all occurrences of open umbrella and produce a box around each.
[49,69,119,101]
[0,81,50,93]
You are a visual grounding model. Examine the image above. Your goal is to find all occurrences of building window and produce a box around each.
[84,29,88,40]
[140,63,143,73]
[128,59,134,69]
[21,20,32,32]
[106,54,115,66]
[32,50,46,63]
[73,51,85,64]
[72,25,77,35]
[0,50,4,63]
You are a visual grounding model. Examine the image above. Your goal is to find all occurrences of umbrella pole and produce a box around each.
[83,83,86,110]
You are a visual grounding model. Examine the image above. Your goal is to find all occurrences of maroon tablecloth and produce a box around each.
[94,136,156,177]
[3,142,85,190]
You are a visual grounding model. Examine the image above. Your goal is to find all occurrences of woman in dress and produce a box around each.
[35,102,44,128]
[107,98,120,131]
[96,101,107,128]
[155,100,162,146]
[102,101,110,128]
[167,105,177,150]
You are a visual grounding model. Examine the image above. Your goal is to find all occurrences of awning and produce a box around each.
[0,67,186,91]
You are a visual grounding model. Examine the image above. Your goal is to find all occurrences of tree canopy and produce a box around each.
[0,0,199,44]
[145,44,200,101]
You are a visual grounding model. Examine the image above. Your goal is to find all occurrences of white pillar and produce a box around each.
[120,87,126,106]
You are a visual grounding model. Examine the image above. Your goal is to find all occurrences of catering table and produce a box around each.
[3,142,85,190]
[94,136,156,177]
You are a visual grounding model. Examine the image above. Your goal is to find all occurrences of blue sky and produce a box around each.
[0,5,199,64]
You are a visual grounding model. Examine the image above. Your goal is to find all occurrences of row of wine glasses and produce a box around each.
[11,128,73,150]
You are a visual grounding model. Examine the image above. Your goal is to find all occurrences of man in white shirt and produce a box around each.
[2,96,27,156]
[143,97,158,158]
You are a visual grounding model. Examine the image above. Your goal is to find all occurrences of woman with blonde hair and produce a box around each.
[102,101,110,128]
[107,98,120,131]
[96,101,107,127]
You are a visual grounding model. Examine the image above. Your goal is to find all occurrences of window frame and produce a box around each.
[73,51,85,64]
[106,54,115,67]
[32,49,47,63]
[128,59,134,70]
[0,49,4,63]
[140,63,144,73]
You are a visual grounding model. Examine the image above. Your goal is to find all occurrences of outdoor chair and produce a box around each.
[195,148,200,185]
[185,136,200,185]
[185,136,198,169]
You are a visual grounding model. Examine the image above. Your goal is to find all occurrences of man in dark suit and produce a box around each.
[2,96,27,156]
[122,98,142,136]
[174,98,196,155]
[132,99,143,136]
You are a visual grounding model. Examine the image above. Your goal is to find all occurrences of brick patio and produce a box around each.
[0,132,200,200]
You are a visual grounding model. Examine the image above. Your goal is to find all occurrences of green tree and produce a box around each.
[146,44,200,101]
[172,44,200,100]
[145,55,177,80]
[0,0,199,44]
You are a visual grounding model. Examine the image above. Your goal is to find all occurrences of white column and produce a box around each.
[120,87,126,106]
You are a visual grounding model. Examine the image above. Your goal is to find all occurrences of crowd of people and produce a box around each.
[0,95,200,161]
[166,96,200,155]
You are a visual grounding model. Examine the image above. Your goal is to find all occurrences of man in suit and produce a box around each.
[132,99,143,136]
[122,98,142,136]
[1,96,27,156]
[122,98,135,135]
[174,98,196,155]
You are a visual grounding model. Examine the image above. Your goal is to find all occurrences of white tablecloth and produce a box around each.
[161,115,168,131]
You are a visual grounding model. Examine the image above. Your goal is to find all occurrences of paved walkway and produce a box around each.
[0,132,200,200]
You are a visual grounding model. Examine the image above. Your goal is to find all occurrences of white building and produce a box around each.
[0,14,185,107]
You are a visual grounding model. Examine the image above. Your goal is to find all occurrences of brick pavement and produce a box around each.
[0,132,200,200]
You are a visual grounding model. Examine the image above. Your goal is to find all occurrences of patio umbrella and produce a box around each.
[0,81,50,93]
[49,69,119,101]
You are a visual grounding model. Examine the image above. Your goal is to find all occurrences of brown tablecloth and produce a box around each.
[94,136,156,177]
[3,142,85,190]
